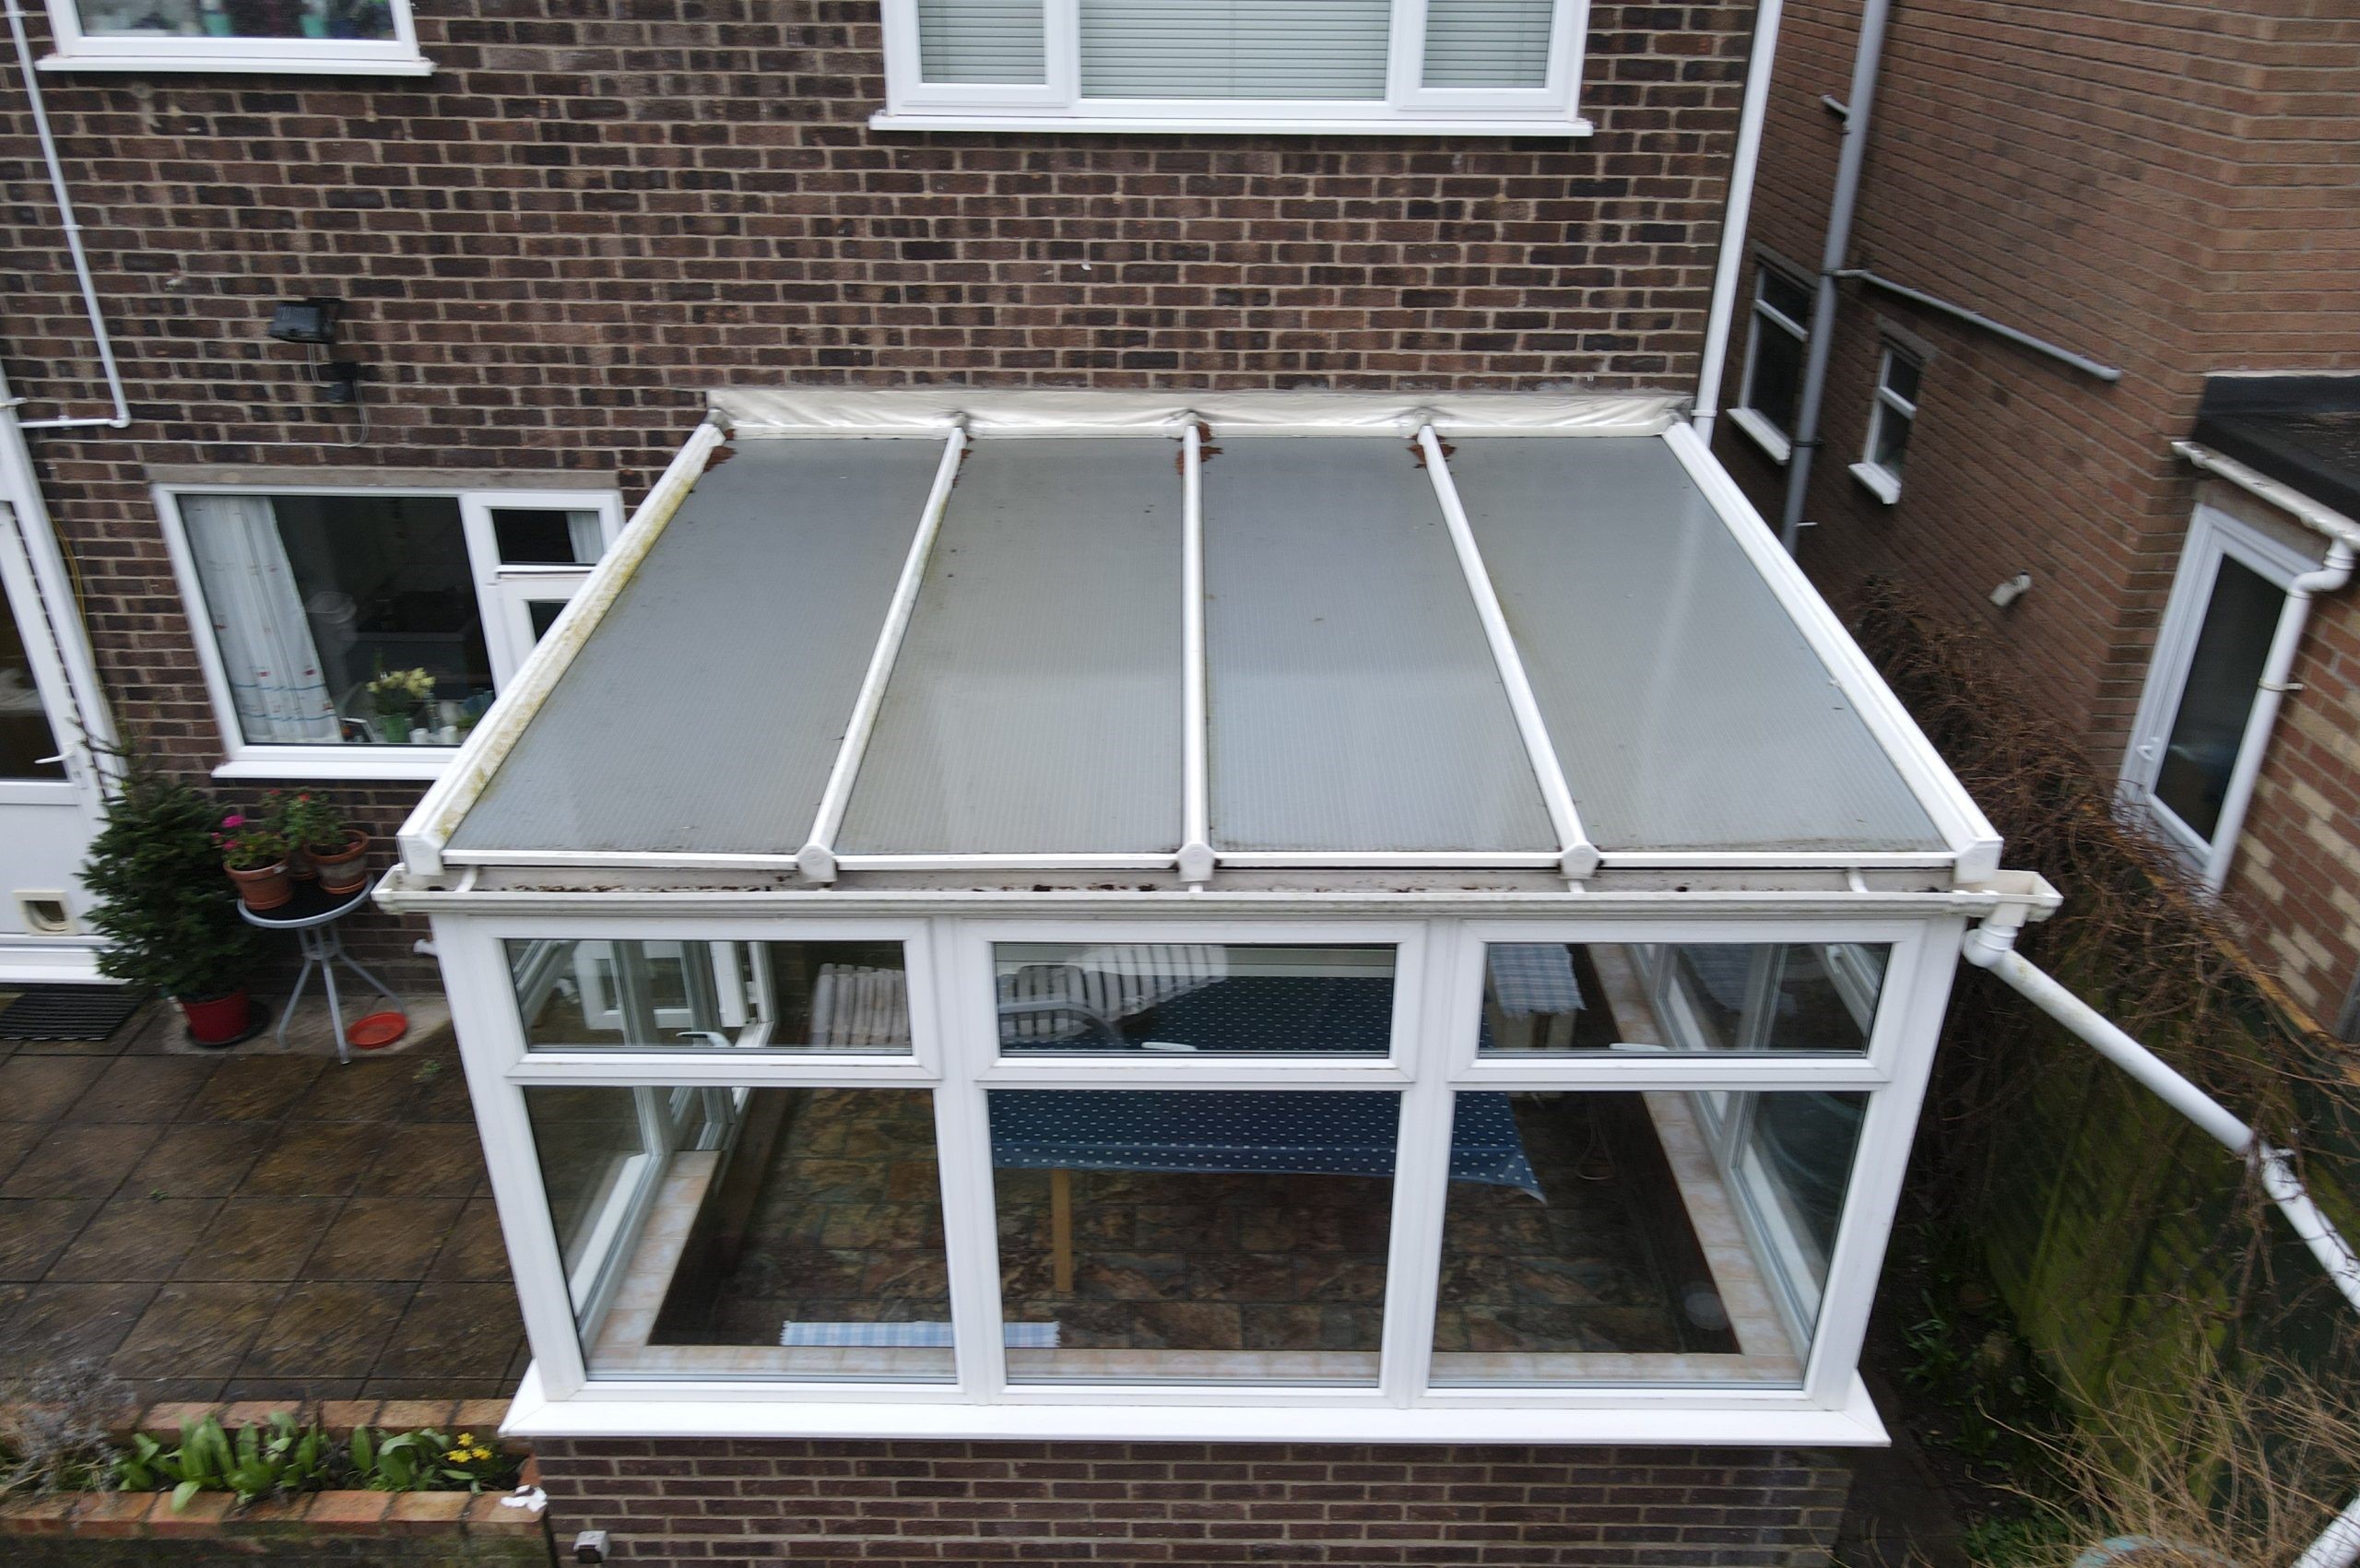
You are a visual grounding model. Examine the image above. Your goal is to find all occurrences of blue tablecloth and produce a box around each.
[989,1089,1542,1200]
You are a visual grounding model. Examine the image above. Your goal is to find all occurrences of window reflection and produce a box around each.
[1478,942,1885,1055]
[509,938,912,1053]
[75,0,395,41]
[996,943,1394,1055]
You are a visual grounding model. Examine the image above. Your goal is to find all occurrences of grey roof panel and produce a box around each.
[1202,438,1556,854]
[1446,437,1942,853]
[837,438,1186,855]
[450,438,945,855]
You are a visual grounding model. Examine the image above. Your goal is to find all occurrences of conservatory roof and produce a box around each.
[411,389,1998,884]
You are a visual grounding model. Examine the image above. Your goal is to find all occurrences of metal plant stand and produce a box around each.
[238,875,401,1064]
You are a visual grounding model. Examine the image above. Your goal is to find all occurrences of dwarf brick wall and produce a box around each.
[532,1438,1853,1567]
[1710,0,2360,1016]
[0,0,1761,977]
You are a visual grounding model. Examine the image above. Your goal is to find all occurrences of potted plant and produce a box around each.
[273,791,371,896]
[79,750,267,1046]
[214,814,293,912]
[365,666,435,744]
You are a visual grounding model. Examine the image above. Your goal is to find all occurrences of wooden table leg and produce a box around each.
[1050,1167,1074,1295]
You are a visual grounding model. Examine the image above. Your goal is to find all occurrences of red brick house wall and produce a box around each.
[1712,0,2360,1018]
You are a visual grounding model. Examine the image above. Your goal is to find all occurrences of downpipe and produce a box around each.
[1691,0,1786,443]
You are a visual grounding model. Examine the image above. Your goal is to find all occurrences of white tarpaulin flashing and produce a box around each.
[708,385,1682,437]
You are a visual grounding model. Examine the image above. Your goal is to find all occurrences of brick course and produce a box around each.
[533,1438,1853,1566]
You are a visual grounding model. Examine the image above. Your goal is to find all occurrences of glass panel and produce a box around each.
[917,0,1047,83]
[992,1089,1397,1383]
[509,938,914,1054]
[0,593,65,781]
[73,0,395,41]
[1870,402,1913,473]
[1430,1089,1864,1386]
[490,508,602,566]
[1476,942,1885,1055]
[1745,319,1804,436]
[181,492,491,748]
[2154,555,2283,843]
[994,943,1394,1055]
[525,599,567,643]
[1759,269,1811,326]
[1081,0,1393,100]
[526,1085,951,1382]
[1422,0,1552,88]
[1882,351,1922,406]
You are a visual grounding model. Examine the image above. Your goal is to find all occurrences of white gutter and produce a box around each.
[1964,876,2360,1568]
[3,0,130,432]
[2174,440,2360,553]
[1692,0,1785,442]
[0,369,117,774]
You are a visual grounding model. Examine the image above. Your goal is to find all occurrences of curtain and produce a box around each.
[1421,0,1552,88]
[565,510,606,565]
[182,494,342,744]
[916,0,1046,83]
[1080,0,1392,100]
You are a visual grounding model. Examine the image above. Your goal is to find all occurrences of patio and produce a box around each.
[0,993,527,1404]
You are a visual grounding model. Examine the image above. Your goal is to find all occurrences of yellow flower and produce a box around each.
[445,1448,466,1461]
[455,1433,474,1444]
[471,1447,492,1461]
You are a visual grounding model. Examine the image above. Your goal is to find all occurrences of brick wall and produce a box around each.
[533,1438,1854,1567]
[0,0,1761,978]
[1715,0,2360,1014]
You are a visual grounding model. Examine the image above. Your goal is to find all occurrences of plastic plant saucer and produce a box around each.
[347,1011,408,1050]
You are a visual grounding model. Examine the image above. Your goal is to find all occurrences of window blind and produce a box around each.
[1080,0,1392,100]
[916,0,1047,84]
[1420,0,1553,88]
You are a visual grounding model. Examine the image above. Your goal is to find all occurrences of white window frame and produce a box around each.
[438,904,1963,1445]
[38,0,431,75]
[1848,345,1919,505]
[157,482,622,782]
[2119,502,2313,881]
[872,0,1594,137]
[1730,262,1812,465]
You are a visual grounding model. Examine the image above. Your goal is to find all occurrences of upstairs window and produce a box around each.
[877,0,1590,136]
[1733,265,1812,463]
[1849,346,1921,504]
[41,0,429,74]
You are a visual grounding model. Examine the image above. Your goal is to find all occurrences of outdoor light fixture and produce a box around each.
[1989,572,2034,608]
[267,297,341,345]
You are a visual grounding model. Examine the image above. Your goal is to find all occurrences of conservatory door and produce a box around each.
[0,501,106,979]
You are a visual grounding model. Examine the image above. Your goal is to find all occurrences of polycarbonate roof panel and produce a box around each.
[837,438,1185,855]
[1202,438,1555,854]
[1446,437,1943,852]
[449,438,946,855]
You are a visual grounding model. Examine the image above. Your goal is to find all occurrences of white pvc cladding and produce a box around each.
[395,387,1999,892]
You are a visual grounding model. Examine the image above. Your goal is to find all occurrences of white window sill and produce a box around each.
[869,111,1592,139]
[39,50,433,76]
[212,750,453,784]
[1848,462,1903,505]
[1727,406,1793,466]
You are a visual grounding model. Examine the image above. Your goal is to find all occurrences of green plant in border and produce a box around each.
[114,1413,331,1512]
[78,744,265,1000]
[348,1426,516,1493]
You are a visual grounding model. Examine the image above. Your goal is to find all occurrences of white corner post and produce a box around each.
[1177,417,1215,889]
[1692,0,1785,443]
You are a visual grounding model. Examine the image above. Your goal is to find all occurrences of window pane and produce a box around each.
[510,938,914,1054]
[526,599,567,643]
[1422,0,1552,88]
[1882,352,1922,405]
[490,508,603,566]
[1759,269,1811,325]
[992,1089,1397,1382]
[527,1085,951,1381]
[181,492,490,747]
[73,0,395,41]
[1870,404,1913,473]
[2155,555,2283,843]
[994,942,1394,1054]
[917,0,1047,82]
[0,594,65,781]
[1745,321,1804,437]
[1431,1089,1864,1386]
[1081,0,1392,100]
[1477,942,1884,1055]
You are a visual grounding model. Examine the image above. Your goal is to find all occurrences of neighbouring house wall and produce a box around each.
[0,0,1760,977]
[1715,0,2360,1016]
[532,1438,1856,1567]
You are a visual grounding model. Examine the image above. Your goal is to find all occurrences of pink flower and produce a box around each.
[221,813,244,828]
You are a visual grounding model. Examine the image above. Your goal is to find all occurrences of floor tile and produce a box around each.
[0,1121,42,1185]
[354,1124,484,1197]
[180,1056,328,1123]
[47,1198,223,1282]
[236,1122,392,1198]
[369,1283,525,1380]
[288,1055,424,1122]
[304,1198,462,1280]
[0,1123,162,1200]
[63,1056,217,1123]
[0,1281,159,1375]
[0,1198,101,1279]
[129,1125,272,1199]
[175,1198,340,1281]
[0,1056,107,1122]
[109,1282,286,1380]
[425,1199,513,1283]
[236,1281,411,1380]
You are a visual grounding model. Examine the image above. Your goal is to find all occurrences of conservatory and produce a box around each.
[379,387,2024,1446]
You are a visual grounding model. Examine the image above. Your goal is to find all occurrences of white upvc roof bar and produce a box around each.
[795,425,968,883]
[1178,418,1216,887]
[1417,423,1601,884]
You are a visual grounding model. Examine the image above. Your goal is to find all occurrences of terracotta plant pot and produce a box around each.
[309,831,372,895]
[225,859,292,911]
[178,989,254,1045]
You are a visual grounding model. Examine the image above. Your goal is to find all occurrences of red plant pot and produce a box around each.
[178,990,254,1045]
[308,831,372,896]
[225,860,292,912]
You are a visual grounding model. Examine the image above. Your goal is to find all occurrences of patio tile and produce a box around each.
[180,1056,328,1124]
[222,1377,365,1401]
[0,1123,162,1200]
[0,1282,159,1375]
[425,1199,512,1283]
[304,1198,463,1280]
[406,1056,477,1124]
[289,1055,423,1122]
[174,1198,340,1281]
[369,1283,526,1380]
[0,1121,42,1184]
[110,1282,286,1381]
[129,1125,271,1198]
[0,1056,106,1122]
[47,1198,223,1282]
[356,1124,484,1197]
[237,1122,392,1197]
[61,1056,217,1123]
[0,1199,101,1279]
[235,1281,410,1379]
